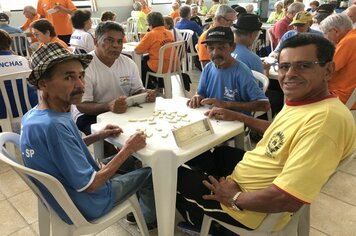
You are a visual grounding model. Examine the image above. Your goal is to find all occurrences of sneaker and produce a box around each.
[177,221,208,236]
[126,213,157,231]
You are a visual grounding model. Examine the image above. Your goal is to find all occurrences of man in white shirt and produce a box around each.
[74,21,156,135]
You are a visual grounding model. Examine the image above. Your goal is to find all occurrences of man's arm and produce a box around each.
[202,176,304,213]
[83,124,123,146]
[86,132,146,192]
[76,96,128,115]
[205,107,271,134]
[201,98,271,113]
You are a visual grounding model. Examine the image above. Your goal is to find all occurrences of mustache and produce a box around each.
[212,55,224,60]
[71,90,84,96]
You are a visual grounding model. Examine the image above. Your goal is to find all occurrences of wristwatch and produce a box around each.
[230,191,242,211]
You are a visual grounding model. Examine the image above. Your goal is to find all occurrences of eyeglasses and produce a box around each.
[274,61,328,74]
[220,16,236,25]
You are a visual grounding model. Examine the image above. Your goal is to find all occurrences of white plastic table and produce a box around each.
[122,42,141,73]
[91,97,245,236]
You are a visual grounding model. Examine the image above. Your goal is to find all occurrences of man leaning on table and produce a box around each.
[20,42,157,229]
[176,33,356,235]
[74,21,156,135]
[187,26,270,116]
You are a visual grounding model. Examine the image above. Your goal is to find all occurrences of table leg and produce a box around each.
[148,150,178,236]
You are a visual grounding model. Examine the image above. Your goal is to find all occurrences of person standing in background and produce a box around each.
[37,0,76,45]
[20,6,40,44]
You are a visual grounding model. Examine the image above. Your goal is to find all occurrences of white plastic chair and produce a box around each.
[91,17,101,29]
[267,28,275,52]
[0,132,149,236]
[179,29,198,71]
[126,17,140,42]
[9,33,30,59]
[345,88,356,110]
[0,70,35,133]
[145,40,187,98]
[200,204,310,236]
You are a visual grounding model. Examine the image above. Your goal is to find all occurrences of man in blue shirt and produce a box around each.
[270,11,324,57]
[231,13,264,74]
[187,27,270,115]
[20,42,156,228]
[175,5,203,46]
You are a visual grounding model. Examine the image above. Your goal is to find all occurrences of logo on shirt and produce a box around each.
[25,149,35,158]
[265,131,284,158]
[71,35,81,40]
[223,87,238,101]
[0,61,24,68]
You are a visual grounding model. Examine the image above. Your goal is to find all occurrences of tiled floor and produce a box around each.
[1,69,356,236]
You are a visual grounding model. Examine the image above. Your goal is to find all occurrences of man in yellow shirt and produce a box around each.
[176,33,356,234]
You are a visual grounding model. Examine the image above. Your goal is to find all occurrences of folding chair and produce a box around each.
[0,132,149,236]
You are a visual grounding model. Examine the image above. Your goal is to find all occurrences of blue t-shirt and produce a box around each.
[175,19,203,46]
[274,28,324,53]
[0,52,38,119]
[198,61,268,114]
[231,44,264,74]
[20,108,113,224]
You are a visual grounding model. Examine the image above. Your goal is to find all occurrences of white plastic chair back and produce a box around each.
[126,17,140,42]
[91,17,101,29]
[345,88,356,110]
[145,41,187,98]
[0,132,149,236]
[179,29,198,71]
[9,33,30,59]
[267,28,274,52]
[0,70,34,133]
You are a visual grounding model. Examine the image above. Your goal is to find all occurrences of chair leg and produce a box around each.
[38,200,50,236]
[200,215,213,236]
[164,75,173,98]
[128,195,149,236]
[298,205,310,236]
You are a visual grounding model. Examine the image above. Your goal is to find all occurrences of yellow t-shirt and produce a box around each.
[223,96,356,230]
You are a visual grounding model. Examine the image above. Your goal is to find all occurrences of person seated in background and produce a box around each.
[138,0,152,15]
[0,13,29,56]
[206,0,220,19]
[135,12,174,89]
[36,0,76,45]
[270,2,304,49]
[176,33,356,236]
[190,4,203,27]
[198,5,237,68]
[232,5,247,18]
[164,16,183,41]
[270,11,323,58]
[70,10,95,53]
[307,0,320,15]
[101,11,117,22]
[245,4,255,14]
[0,29,37,131]
[345,5,356,27]
[20,5,40,45]
[310,10,332,31]
[131,1,148,33]
[175,5,203,46]
[197,0,208,16]
[320,13,356,110]
[169,2,180,20]
[74,21,156,136]
[267,1,284,24]
[21,42,157,229]
[231,14,265,75]
[188,27,270,115]
[30,19,70,50]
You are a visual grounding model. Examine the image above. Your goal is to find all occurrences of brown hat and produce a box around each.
[28,43,93,87]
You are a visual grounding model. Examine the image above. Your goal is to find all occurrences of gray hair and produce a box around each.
[95,21,125,40]
[274,1,283,8]
[215,4,235,17]
[180,6,191,18]
[319,13,353,33]
[23,5,36,15]
[133,2,142,11]
[287,2,305,14]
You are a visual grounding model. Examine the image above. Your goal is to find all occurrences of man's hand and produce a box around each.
[200,98,227,108]
[146,89,156,103]
[99,124,123,139]
[187,95,204,108]
[110,96,127,113]
[123,131,146,154]
[204,107,239,121]
[202,176,241,207]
